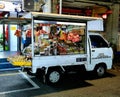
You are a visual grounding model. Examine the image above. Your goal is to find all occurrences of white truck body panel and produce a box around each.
[32,54,87,73]
[88,20,104,31]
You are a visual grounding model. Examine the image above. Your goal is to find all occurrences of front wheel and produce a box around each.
[94,65,106,77]
[46,69,61,85]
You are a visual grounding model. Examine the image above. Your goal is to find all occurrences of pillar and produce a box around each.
[43,0,51,13]
[106,4,119,51]
[51,0,58,13]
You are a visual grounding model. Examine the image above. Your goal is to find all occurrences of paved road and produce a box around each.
[0,69,120,97]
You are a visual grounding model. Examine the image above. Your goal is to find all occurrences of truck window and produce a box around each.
[90,35,108,48]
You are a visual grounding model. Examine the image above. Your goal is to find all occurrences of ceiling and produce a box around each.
[62,0,113,9]
[62,1,95,8]
[61,0,115,16]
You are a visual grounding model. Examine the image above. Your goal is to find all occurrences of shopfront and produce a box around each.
[0,1,21,52]
[0,24,8,51]
[0,24,18,51]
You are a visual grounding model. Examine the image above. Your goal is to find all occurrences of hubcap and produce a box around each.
[97,66,105,77]
[49,71,60,83]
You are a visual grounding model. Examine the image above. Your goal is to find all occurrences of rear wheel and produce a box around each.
[94,65,106,77]
[46,69,61,85]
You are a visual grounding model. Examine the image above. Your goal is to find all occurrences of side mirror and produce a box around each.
[108,42,112,47]
[109,42,117,51]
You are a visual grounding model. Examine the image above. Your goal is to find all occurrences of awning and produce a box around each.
[23,12,103,23]
[0,17,31,25]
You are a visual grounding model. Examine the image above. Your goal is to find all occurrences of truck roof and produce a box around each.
[0,12,102,25]
[0,12,103,25]
[23,12,103,23]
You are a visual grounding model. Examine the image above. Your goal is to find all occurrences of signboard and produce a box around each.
[0,3,5,9]
[0,1,21,12]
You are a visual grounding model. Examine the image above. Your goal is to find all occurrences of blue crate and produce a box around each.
[0,58,21,71]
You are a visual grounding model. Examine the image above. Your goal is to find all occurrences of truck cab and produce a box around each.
[88,33,113,77]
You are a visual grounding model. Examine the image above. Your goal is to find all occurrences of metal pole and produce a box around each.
[59,0,62,14]
[31,15,34,58]
[3,24,5,51]
[21,0,24,11]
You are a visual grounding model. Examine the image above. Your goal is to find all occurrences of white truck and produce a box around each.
[8,12,113,85]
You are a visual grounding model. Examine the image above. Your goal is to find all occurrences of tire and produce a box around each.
[36,69,45,83]
[46,69,61,85]
[94,65,106,77]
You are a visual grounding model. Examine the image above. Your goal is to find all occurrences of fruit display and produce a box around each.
[22,24,85,56]
[7,55,32,67]
[59,31,67,41]
[67,32,80,42]
[14,29,21,37]
[22,44,40,55]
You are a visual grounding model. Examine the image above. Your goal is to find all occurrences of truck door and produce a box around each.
[89,34,113,69]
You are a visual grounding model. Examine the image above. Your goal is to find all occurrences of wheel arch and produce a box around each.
[36,66,65,75]
[94,62,107,70]
[47,66,65,74]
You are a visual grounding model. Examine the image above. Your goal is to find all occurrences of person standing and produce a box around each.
[14,29,22,51]
[24,29,32,47]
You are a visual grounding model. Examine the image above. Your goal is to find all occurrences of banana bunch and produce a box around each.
[7,55,32,66]
[8,55,26,62]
